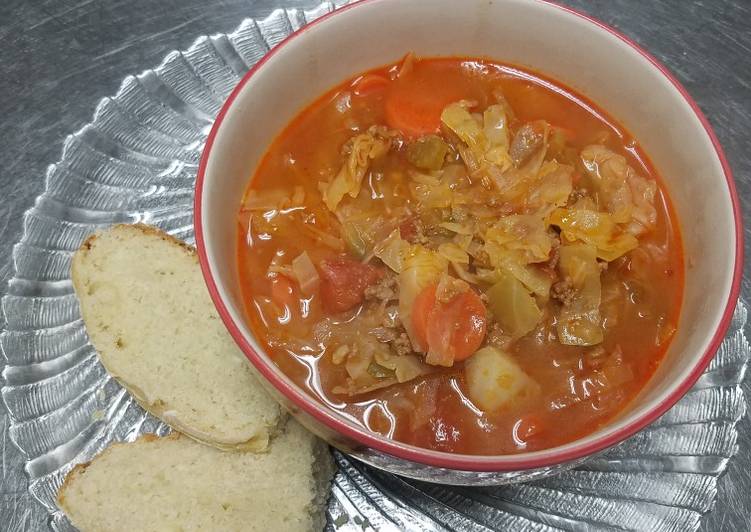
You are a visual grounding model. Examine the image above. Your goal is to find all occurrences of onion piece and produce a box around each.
[291,251,320,295]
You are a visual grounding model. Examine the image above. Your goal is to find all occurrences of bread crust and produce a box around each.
[72,224,283,453]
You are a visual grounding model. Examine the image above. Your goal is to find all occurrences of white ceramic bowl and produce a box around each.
[195,0,742,484]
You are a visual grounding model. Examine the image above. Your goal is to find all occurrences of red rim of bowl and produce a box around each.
[194,0,743,471]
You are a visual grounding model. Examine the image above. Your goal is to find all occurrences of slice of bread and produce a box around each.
[72,224,283,451]
[58,420,334,532]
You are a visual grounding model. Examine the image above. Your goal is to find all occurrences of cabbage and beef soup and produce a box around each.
[236,56,683,455]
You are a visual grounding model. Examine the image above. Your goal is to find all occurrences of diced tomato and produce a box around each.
[318,256,384,313]
[398,216,419,243]
[412,283,487,366]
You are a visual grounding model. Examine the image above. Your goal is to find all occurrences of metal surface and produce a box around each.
[0,1,749,530]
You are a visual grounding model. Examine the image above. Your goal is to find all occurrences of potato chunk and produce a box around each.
[465,347,538,412]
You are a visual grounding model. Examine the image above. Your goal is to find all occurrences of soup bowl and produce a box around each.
[195,0,742,484]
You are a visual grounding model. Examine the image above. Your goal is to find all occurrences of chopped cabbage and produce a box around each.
[307,99,664,364]
[440,222,474,235]
[333,335,418,396]
[486,271,542,338]
[341,221,370,258]
[321,128,391,211]
[556,243,603,346]
[465,347,539,412]
[440,101,512,173]
[316,308,435,395]
[451,261,482,285]
[410,179,453,208]
[485,214,553,263]
[626,173,658,236]
[374,229,410,272]
[525,161,574,213]
[438,242,470,264]
[483,243,553,297]
[510,122,543,166]
[344,343,373,381]
[453,233,474,251]
[398,246,448,350]
[373,350,431,383]
[410,172,441,186]
[482,104,512,167]
[510,121,549,176]
[441,101,485,150]
[549,208,638,261]
[481,213,555,297]
[580,145,633,223]
[441,163,471,187]
[485,166,536,205]
[337,205,392,258]
[580,145,657,234]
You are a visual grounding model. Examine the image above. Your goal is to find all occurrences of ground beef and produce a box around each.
[390,333,413,357]
[381,305,400,328]
[568,187,591,205]
[399,216,429,245]
[547,233,561,270]
[551,279,576,306]
[364,271,398,302]
[472,247,492,269]
[423,223,452,239]
[370,327,396,343]
[331,344,351,365]
[450,206,470,223]
[370,323,412,357]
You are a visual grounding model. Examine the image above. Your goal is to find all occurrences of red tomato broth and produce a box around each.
[236,57,684,455]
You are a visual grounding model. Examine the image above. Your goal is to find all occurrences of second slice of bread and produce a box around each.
[58,420,334,532]
[72,224,283,451]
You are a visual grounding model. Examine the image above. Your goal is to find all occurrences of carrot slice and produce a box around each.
[383,58,472,138]
[352,74,390,97]
[412,283,487,366]
[411,283,437,352]
[427,288,487,364]
[385,89,446,138]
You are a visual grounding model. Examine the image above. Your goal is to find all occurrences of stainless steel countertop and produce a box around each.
[1,0,749,530]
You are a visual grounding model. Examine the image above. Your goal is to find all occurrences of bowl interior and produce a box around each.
[198,0,739,467]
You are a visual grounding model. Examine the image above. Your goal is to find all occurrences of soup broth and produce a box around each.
[236,56,683,455]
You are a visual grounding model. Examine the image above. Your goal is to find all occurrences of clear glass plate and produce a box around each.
[0,3,748,531]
